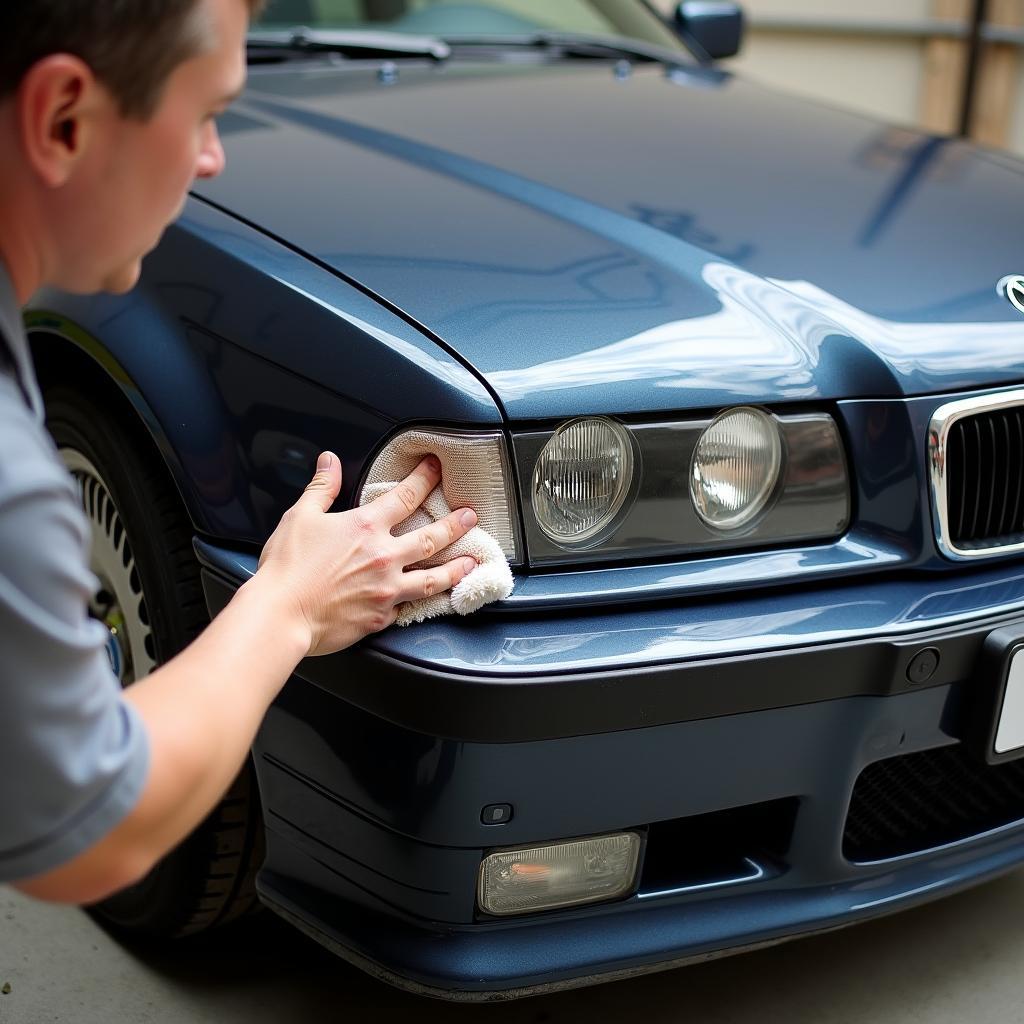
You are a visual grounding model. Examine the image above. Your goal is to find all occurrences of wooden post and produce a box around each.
[920,0,971,135]
[971,0,1022,146]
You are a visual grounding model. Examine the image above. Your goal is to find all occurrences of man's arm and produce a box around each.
[15,452,477,903]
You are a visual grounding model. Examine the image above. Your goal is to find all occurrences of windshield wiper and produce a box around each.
[245,27,696,69]
[246,27,451,62]
[444,31,692,67]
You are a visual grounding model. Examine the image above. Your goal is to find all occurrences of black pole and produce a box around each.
[959,0,988,136]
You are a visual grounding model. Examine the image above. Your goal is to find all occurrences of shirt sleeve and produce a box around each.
[0,380,150,883]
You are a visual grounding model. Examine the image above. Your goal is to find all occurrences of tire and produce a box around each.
[43,385,265,938]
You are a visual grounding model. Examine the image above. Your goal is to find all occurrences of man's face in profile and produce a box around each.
[62,0,248,295]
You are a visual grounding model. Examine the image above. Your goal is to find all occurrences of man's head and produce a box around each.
[0,0,257,300]
[0,2,260,120]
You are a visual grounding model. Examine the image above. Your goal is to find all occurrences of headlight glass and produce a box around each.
[690,407,782,530]
[532,417,634,545]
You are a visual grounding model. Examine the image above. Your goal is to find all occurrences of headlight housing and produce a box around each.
[513,409,849,565]
[358,411,849,572]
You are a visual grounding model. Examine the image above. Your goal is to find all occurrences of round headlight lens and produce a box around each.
[690,407,782,530]
[533,418,634,545]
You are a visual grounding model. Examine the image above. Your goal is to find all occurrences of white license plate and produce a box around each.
[994,650,1024,754]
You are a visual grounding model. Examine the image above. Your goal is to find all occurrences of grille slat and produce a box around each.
[996,414,1011,536]
[950,422,967,540]
[944,404,1024,550]
[969,418,982,539]
[1011,410,1024,533]
[844,744,1024,862]
[981,417,996,537]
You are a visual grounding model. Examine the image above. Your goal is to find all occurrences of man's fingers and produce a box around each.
[399,555,478,603]
[371,455,442,526]
[297,451,342,513]
[400,507,477,563]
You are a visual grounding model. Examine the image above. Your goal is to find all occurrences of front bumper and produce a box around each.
[199,548,1024,999]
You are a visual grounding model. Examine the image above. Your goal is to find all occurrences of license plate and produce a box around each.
[968,628,1024,765]
[995,650,1024,754]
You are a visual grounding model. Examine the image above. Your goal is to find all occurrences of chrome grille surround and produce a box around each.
[928,388,1024,560]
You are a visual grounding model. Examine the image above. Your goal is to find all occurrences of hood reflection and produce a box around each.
[489,263,1024,409]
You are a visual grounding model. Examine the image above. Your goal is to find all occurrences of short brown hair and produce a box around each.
[0,0,261,119]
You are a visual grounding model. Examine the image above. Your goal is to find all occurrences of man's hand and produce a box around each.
[256,451,478,656]
[14,451,476,903]
[14,451,474,904]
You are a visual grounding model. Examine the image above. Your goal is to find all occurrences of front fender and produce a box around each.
[25,198,502,545]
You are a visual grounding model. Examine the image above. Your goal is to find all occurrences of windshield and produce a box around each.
[253,0,686,53]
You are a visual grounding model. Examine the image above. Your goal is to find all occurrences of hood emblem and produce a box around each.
[997,275,1024,314]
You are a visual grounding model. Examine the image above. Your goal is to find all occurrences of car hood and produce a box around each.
[195,59,1024,419]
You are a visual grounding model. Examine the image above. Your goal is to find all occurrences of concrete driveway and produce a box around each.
[2,868,1022,1023]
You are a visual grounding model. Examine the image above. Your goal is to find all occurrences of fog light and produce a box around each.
[478,833,640,916]
[690,406,782,530]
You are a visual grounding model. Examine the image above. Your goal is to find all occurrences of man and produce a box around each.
[0,0,477,903]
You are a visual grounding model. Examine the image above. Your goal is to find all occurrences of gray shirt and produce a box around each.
[0,264,149,883]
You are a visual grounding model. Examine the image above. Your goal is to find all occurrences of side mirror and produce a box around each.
[672,2,744,61]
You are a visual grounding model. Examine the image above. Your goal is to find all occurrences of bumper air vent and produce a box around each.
[638,798,798,897]
[844,743,1024,862]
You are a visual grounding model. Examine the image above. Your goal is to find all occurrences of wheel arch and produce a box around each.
[40,354,270,937]
[27,313,224,540]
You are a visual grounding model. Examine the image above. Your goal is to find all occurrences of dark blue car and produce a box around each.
[25,0,1024,999]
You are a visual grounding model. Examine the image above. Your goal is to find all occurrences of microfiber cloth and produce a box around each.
[358,432,515,626]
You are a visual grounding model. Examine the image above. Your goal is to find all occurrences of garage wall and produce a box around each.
[650,0,1024,156]
[724,29,925,126]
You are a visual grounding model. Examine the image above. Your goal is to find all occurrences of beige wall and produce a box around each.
[725,30,925,127]
[652,0,1024,156]
[728,0,931,16]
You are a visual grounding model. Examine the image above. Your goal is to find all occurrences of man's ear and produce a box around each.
[16,54,109,189]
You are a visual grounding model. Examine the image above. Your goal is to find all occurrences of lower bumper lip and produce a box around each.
[255,820,1024,1000]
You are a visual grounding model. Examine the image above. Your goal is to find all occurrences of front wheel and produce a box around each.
[44,386,264,937]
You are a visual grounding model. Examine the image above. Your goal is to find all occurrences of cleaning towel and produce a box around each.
[358,432,515,625]
[360,481,514,625]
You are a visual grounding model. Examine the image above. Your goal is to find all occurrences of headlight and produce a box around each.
[359,428,520,562]
[514,410,846,565]
[531,417,635,545]
[690,407,783,530]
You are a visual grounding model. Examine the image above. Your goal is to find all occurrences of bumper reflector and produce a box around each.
[478,833,641,916]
